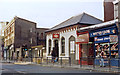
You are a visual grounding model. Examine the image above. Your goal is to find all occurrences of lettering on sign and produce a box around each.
[94,36,110,43]
[53,34,59,38]
[76,33,89,43]
[110,35,118,42]
[90,28,116,37]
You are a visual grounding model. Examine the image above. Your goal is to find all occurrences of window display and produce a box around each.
[95,42,119,58]
[95,43,110,58]
[110,42,118,58]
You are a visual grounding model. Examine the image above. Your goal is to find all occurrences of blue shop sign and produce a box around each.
[94,36,110,43]
[90,28,117,37]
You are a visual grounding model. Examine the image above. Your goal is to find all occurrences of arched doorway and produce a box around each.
[69,36,76,64]
[54,39,59,57]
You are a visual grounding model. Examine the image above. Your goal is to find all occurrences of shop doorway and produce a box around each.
[54,40,59,57]
[79,44,94,65]
[69,36,76,64]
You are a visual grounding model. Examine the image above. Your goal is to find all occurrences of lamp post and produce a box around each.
[30,28,33,62]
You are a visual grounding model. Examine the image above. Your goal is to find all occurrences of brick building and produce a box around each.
[31,28,49,58]
[36,28,49,46]
[0,22,9,59]
[4,16,37,60]
[104,0,115,22]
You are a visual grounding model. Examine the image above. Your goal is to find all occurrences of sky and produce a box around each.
[0,0,104,29]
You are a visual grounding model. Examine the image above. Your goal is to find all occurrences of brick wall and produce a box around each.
[104,0,114,22]
[14,17,37,48]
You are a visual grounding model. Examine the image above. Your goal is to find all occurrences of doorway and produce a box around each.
[79,44,94,65]
[69,36,76,64]
[54,40,59,57]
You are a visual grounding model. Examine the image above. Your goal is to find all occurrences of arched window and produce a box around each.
[48,39,51,54]
[61,37,65,53]
[69,36,75,54]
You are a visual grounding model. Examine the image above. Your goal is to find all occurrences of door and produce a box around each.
[69,36,76,64]
[54,40,59,57]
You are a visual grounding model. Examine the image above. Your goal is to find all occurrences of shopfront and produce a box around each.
[76,31,94,65]
[89,25,120,66]
[32,45,43,57]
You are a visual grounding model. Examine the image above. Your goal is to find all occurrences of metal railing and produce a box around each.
[46,57,71,67]
[79,57,120,72]
[2,56,120,72]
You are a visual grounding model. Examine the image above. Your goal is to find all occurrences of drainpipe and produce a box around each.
[118,1,120,67]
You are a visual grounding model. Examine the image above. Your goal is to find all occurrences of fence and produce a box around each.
[46,57,71,67]
[2,56,120,72]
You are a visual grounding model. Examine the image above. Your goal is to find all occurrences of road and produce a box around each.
[1,63,119,75]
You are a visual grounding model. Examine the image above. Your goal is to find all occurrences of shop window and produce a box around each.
[61,37,65,54]
[110,42,118,58]
[48,39,51,54]
[95,42,118,58]
[82,44,88,57]
[95,43,110,58]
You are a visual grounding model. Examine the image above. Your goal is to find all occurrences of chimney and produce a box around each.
[104,0,114,22]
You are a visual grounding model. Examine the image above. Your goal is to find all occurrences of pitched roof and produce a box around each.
[77,19,118,32]
[14,16,36,24]
[47,12,103,32]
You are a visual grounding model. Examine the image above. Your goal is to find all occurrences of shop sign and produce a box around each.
[76,33,89,43]
[94,36,110,43]
[90,28,116,37]
[110,35,118,42]
[53,34,59,38]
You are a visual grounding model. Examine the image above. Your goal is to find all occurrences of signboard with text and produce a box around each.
[110,35,118,42]
[90,28,116,37]
[53,34,59,38]
[94,36,110,43]
[76,33,89,43]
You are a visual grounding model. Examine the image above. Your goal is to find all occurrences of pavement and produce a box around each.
[1,60,120,73]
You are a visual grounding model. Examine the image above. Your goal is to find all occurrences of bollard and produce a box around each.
[118,58,120,72]
[40,57,42,64]
[61,57,62,67]
[93,57,95,69]
[25,57,26,62]
[53,57,54,65]
[108,58,111,71]
[9,57,10,63]
[47,57,48,64]
[80,57,82,67]
[69,57,71,66]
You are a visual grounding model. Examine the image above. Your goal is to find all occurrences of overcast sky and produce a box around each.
[0,0,104,29]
